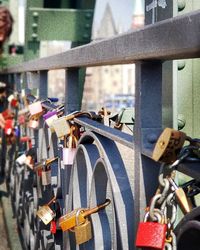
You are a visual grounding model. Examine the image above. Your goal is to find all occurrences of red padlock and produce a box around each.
[20,136,32,149]
[50,220,57,234]
[10,98,18,108]
[135,212,167,249]
[2,109,13,120]
[4,119,13,135]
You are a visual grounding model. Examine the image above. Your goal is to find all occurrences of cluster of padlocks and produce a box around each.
[136,128,200,250]
[2,87,200,250]
[1,89,135,249]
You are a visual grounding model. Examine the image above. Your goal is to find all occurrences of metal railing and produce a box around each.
[1,9,200,250]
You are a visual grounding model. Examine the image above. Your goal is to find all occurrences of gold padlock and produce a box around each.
[59,199,111,232]
[74,209,92,245]
[36,197,56,225]
[152,128,186,163]
[168,177,191,215]
[37,205,55,225]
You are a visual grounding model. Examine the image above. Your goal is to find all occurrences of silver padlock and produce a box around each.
[51,117,70,139]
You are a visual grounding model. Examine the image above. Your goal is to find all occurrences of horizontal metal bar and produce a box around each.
[27,8,93,42]
[2,9,200,73]
[74,117,134,149]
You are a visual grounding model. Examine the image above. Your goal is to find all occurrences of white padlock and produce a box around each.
[63,148,76,165]
[41,170,51,186]
[16,153,27,165]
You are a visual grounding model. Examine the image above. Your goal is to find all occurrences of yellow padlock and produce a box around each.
[59,199,111,232]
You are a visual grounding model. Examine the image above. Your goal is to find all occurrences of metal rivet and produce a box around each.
[85,23,91,29]
[178,0,186,12]
[147,134,158,144]
[85,12,92,19]
[32,12,39,17]
[177,60,186,70]
[32,33,38,39]
[178,114,186,130]
[83,34,89,39]
[32,23,38,28]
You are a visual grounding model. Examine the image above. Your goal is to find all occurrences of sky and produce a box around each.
[94,0,134,31]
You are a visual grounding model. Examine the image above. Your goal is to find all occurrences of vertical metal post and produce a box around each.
[145,0,173,128]
[134,61,162,234]
[65,68,80,114]
[63,67,80,228]
[15,73,21,93]
[23,73,31,95]
[39,70,48,99]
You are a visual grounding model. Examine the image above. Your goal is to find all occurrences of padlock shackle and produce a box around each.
[47,196,56,206]
[46,156,58,166]
[65,111,92,121]
[83,199,111,218]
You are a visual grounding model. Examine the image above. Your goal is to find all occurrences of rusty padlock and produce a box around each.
[152,128,187,163]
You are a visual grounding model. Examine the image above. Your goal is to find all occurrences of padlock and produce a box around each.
[135,212,167,249]
[51,117,70,139]
[63,147,76,165]
[20,136,32,149]
[74,209,92,245]
[18,107,29,116]
[7,94,14,103]
[8,94,18,108]
[168,177,191,214]
[28,119,39,129]
[43,111,58,132]
[41,165,51,186]
[37,157,58,182]
[152,128,186,163]
[25,148,36,169]
[50,220,57,234]
[18,115,25,125]
[63,126,78,165]
[4,119,13,135]
[59,209,84,232]
[63,128,77,165]
[25,155,34,169]
[36,197,56,225]
[16,153,27,165]
[2,109,13,120]
[28,101,43,116]
[43,110,57,121]
[14,127,20,137]
[37,205,55,225]
[10,98,18,108]
[59,199,111,232]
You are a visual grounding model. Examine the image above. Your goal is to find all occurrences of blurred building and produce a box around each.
[82,3,135,111]
[132,0,144,29]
